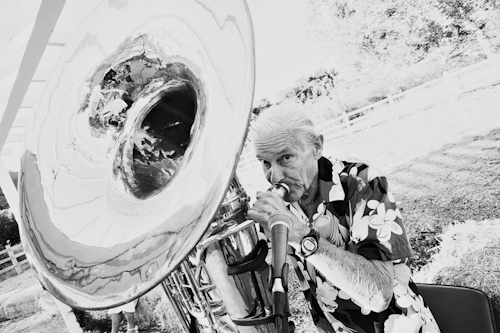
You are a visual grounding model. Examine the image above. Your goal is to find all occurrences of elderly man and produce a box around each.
[247,104,440,333]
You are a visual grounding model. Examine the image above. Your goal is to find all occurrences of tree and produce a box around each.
[305,0,497,95]
[252,98,273,116]
[0,171,19,246]
[280,68,338,104]
[273,68,348,121]
[435,0,500,55]
[0,210,19,246]
[0,171,18,210]
[307,1,448,73]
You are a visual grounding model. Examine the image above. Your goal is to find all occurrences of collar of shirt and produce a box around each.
[289,157,346,228]
[318,157,346,203]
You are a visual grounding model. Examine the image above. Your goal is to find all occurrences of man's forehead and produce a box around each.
[255,146,295,159]
[253,131,301,157]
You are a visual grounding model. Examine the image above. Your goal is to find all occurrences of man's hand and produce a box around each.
[248,191,308,244]
[248,191,291,233]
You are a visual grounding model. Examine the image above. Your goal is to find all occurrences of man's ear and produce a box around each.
[313,134,324,159]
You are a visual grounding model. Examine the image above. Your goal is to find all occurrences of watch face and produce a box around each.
[302,238,317,252]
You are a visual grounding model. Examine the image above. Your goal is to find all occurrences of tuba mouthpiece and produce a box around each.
[269,183,290,199]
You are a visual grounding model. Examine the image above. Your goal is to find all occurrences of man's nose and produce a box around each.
[268,164,285,185]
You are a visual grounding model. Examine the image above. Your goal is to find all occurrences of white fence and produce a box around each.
[0,243,29,278]
[237,57,500,174]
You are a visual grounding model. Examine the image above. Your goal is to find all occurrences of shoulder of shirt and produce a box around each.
[338,157,388,181]
[335,156,371,171]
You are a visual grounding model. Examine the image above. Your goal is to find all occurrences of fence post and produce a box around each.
[388,94,398,121]
[342,110,353,136]
[6,243,22,275]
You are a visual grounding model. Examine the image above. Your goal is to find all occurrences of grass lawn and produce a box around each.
[391,126,500,271]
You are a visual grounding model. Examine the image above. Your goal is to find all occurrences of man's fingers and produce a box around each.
[247,209,270,231]
[255,191,266,199]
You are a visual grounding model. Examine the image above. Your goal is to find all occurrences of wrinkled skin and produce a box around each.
[247,132,323,242]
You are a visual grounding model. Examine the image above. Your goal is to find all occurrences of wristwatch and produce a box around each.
[299,229,320,257]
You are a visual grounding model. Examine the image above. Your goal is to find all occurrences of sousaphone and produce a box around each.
[19,0,257,318]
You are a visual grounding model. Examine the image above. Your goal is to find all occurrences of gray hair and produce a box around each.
[250,103,319,147]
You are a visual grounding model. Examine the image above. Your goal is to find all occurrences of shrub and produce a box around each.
[0,211,20,247]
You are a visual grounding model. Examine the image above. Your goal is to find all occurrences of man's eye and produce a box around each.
[279,154,292,164]
[261,160,271,169]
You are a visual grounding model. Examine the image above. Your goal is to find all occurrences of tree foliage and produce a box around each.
[307,0,500,58]
[263,0,499,115]
[0,211,19,246]
[0,171,20,246]
[255,1,499,118]
[0,171,18,210]
[273,68,348,120]
[435,0,500,54]
[280,68,337,103]
[252,98,272,116]
[307,0,442,67]
[308,0,500,70]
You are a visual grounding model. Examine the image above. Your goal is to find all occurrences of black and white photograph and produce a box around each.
[0,1,499,332]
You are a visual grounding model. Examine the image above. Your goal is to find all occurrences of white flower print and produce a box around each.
[387,191,396,203]
[379,240,393,253]
[395,290,413,309]
[329,169,345,202]
[311,203,346,247]
[410,294,425,312]
[385,290,441,333]
[316,212,345,247]
[331,159,345,174]
[366,165,384,181]
[421,322,441,333]
[390,276,441,333]
[331,169,342,184]
[349,166,358,176]
[367,199,379,210]
[384,314,421,333]
[316,277,339,312]
[412,294,437,324]
[350,200,370,243]
[293,260,311,291]
[366,200,403,242]
[338,289,350,300]
[328,184,345,201]
[312,202,325,221]
[410,295,441,332]
[393,263,413,308]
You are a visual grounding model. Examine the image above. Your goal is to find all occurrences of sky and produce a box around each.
[0,0,332,171]
[247,0,330,101]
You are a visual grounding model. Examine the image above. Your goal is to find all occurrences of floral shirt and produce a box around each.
[288,156,440,333]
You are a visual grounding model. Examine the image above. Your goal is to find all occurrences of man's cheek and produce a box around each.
[288,189,301,202]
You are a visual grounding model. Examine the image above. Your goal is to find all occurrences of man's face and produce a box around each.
[254,132,322,203]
